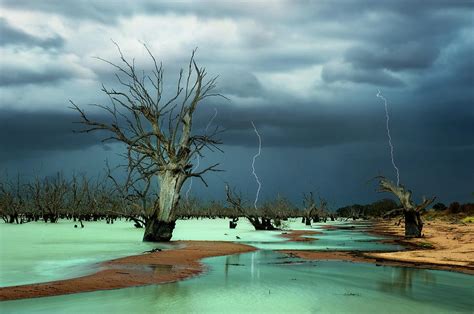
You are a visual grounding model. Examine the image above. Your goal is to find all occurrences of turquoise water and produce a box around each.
[249,227,402,251]
[0,219,397,287]
[1,218,472,313]
[0,220,168,287]
[1,251,473,313]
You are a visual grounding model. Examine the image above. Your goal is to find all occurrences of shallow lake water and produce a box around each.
[1,251,473,313]
[0,218,398,287]
[1,218,473,313]
[0,220,167,287]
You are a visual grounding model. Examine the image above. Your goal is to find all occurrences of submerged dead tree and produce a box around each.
[377,176,435,238]
[30,173,68,223]
[302,192,328,225]
[225,184,277,230]
[0,174,25,224]
[72,43,223,242]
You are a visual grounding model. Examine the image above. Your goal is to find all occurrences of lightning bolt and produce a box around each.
[376,89,400,186]
[205,108,218,131]
[185,108,218,200]
[251,121,262,210]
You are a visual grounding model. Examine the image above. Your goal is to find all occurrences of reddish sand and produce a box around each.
[366,219,474,273]
[280,230,321,242]
[0,241,255,301]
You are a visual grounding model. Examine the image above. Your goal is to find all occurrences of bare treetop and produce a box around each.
[71,42,224,187]
[71,42,226,241]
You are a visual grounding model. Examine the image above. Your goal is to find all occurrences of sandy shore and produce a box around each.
[279,219,474,275]
[0,241,255,301]
[365,219,474,273]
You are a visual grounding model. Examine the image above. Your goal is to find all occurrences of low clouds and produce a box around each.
[0,108,106,162]
[0,1,472,203]
[0,17,64,49]
[345,44,440,72]
[0,50,95,87]
[321,62,404,87]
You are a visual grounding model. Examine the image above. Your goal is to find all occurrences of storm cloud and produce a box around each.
[0,17,64,49]
[0,1,472,204]
[0,109,106,161]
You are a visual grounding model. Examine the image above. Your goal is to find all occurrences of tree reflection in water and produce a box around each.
[377,267,436,296]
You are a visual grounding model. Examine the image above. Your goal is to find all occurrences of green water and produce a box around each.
[1,251,473,313]
[0,218,472,313]
[0,220,167,287]
[0,219,397,287]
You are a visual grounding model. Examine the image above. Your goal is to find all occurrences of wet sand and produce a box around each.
[0,241,255,301]
[278,249,474,275]
[283,220,474,275]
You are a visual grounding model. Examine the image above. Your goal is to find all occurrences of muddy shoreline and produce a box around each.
[311,221,474,275]
[279,249,474,275]
[0,241,256,301]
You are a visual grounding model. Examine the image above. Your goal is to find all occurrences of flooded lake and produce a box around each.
[1,219,473,313]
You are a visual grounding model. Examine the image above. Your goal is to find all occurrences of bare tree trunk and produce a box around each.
[404,209,423,238]
[143,171,184,242]
[143,219,176,242]
[378,176,433,238]
[248,217,277,230]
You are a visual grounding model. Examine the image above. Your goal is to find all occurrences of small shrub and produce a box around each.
[432,202,447,211]
[461,216,474,223]
[460,203,474,215]
[448,202,461,213]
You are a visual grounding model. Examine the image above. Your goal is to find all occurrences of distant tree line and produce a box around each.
[336,198,474,221]
[0,172,302,227]
[336,198,399,219]
[3,172,471,229]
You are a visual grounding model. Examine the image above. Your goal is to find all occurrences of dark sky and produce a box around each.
[0,1,473,207]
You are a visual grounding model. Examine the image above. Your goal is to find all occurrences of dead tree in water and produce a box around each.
[30,173,68,223]
[302,192,328,225]
[105,164,152,228]
[66,174,88,224]
[0,174,25,224]
[225,184,277,230]
[72,43,223,241]
[377,176,435,238]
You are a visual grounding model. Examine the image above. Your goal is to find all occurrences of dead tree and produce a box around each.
[71,43,223,241]
[30,173,68,223]
[0,174,25,224]
[105,163,152,228]
[225,184,277,230]
[302,192,328,225]
[377,176,435,238]
[66,174,89,222]
[348,205,362,221]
